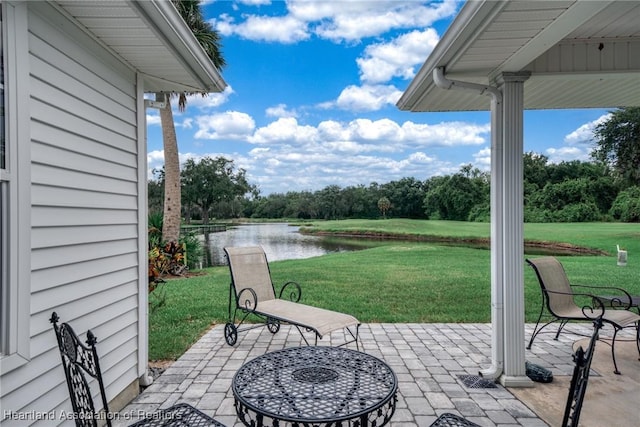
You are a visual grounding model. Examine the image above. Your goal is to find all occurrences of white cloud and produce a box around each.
[217,14,310,43]
[564,113,611,145]
[180,114,489,194]
[546,146,591,164]
[237,0,271,5]
[195,111,256,139]
[248,117,319,144]
[401,121,490,146]
[290,0,459,42]
[145,87,234,128]
[266,103,298,118]
[333,84,404,111]
[184,86,234,110]
[472,147,491,169]
[357,29,440,83]
[178,118,194,129]
[213,0,460,43]
[147,113,161,126]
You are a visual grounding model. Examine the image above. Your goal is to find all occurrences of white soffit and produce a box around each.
[54,0,226,93]
[397,0,640,112]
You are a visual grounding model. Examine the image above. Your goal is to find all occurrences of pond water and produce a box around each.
[202,223,365,266]
[199,222,587,267]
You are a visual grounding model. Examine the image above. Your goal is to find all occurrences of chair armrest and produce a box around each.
[278,281,302,302]
[236,287,259,312]
[545,289,606,319]
[573,285,633,310]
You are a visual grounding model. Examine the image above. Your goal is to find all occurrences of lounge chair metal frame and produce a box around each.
[526,257,640,374]
[50,312,225,427]
[223,246,360,348]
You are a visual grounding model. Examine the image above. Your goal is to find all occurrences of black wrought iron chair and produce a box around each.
[50,312,225,427]
[429,413,480,426]
[562,316,603,427]
[526,256,640,374]
[428,316,604,427]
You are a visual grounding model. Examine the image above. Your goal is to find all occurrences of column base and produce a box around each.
[499,375,534,387]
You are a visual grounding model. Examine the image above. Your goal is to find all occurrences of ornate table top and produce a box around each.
[232,346,397,427]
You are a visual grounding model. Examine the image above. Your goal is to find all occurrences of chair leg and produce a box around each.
[610,328,621,375]
[636,322,640,361]
[555,319,569,340]
[528,318,560,349]
[527,307,546,349]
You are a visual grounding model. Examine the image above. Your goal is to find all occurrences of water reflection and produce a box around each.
[203,223,363,266]
[200,222,582,267]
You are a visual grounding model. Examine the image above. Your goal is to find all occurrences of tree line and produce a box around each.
[148,152,639,223]
[149,107,640,224]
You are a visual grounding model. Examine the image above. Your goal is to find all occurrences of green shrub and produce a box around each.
[553,202,601,222]
[609,186,640,222]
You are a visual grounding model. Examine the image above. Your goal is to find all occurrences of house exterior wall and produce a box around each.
[1,2,145,424]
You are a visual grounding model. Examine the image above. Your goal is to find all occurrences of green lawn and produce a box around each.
[149,220,640,360]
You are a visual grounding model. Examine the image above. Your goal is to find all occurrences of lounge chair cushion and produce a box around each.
[256,299,360,338]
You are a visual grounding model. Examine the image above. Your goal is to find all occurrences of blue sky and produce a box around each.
[146,0,611,195]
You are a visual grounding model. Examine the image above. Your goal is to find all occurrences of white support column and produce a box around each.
[498,72,532,387]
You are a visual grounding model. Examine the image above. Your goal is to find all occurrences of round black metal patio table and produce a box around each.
[232,346,398,427]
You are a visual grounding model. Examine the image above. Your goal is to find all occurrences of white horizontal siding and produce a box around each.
[30,122,137,167]
[31,185,138,210]
[1,2,143,423]
[2,301,138,419]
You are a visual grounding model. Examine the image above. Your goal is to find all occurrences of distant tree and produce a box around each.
[316,185,343,220]
[591,107,640,187]
[148,177,164,215]
[523,152,550,190]
[382,177,427,218]
[423,165,488,221]
[181,156,252,224]
[377,197,391,219]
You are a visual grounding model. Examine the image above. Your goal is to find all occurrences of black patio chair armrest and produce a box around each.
[278,281,302,302]
[236,287,259,312]
[545,289,606,319]
[573,284,633,310]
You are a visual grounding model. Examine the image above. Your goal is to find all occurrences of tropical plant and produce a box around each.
[159,0,226,244]
[377,197,391,219]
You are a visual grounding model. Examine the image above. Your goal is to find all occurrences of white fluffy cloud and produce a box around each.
[213,0,459,43]
[195,113,489,149]
[546,146,591,163]
[564,113,611,145]
[266,104,298,118]
[248,117,319,144]
[184,86,235,109]
[216,13,310,43]
[195,111,256,139]
[185,111,491,193]
[540,114,612,164]
[333,84,404,111]
[357,29,440,83]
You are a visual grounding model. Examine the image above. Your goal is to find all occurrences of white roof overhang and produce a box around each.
[53,0,226,93]
[397,0,640,112]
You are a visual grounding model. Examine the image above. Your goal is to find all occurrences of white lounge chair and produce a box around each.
[223,246,360,348]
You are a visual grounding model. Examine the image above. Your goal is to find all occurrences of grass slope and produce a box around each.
[149,220,640,360]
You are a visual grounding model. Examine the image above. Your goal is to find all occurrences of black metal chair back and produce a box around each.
[50,312,111,427]
[562,317,603,427]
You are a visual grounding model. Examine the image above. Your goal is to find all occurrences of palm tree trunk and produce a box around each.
[158,93,181,243]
